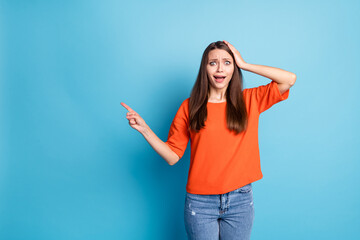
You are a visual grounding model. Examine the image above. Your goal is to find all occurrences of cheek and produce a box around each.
[228,68,234,75]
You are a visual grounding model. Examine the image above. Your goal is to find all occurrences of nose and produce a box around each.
[217,62,223,72]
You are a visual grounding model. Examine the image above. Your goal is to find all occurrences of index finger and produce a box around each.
[120,102,135,113]
[223,40,231,45]
[223,40,234,49]
[224,41,238,55]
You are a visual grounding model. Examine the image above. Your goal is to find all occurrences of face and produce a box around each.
[206,49,234,91]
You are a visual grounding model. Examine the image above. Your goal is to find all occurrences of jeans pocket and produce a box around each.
[234,183,252,193]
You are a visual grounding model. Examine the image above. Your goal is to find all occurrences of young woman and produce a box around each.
[121,40,296,240]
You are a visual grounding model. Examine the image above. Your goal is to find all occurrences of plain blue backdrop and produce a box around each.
[1,0,359,239]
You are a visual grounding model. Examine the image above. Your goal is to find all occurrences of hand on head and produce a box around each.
[222,40,247,69]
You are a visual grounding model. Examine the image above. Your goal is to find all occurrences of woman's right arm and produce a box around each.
[121,102,179,166]
[141,125,180,166]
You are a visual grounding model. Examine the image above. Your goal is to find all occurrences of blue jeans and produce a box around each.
[184,183,254,240]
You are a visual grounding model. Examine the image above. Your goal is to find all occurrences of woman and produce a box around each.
[121,40,296,239]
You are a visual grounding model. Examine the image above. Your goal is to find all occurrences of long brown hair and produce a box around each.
[188,41,248,135]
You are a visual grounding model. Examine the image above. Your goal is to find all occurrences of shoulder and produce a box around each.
[180,98,190,108]
[244,81,276,92]
[242,81,276,96]
[172,98,190,120]
[176,98,190,113]
[242,87,251,99]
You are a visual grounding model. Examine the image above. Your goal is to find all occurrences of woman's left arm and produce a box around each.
[223,40,296,94]
[242,63,296,94]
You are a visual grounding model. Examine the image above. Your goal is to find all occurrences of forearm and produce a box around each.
[141,125,180,166]
[242,63,296,85]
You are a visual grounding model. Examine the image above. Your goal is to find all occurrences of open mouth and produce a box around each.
[214,75,226,82]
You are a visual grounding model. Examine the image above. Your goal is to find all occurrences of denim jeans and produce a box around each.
[184,183,254,240]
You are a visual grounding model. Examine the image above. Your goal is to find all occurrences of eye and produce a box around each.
[209,62,216,66]
[225,61,231,65]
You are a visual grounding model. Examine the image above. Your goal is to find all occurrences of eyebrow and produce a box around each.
[208,58,232,61]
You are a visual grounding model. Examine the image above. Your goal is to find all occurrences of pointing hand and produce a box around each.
[121,102,148,134]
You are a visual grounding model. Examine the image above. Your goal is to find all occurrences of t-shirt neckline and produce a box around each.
[207,101,226,104]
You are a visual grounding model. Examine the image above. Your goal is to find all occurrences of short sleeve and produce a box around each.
[249,81,290,113]
[164,99,190,159]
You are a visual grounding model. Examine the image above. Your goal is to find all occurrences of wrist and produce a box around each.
[141,124,151,136]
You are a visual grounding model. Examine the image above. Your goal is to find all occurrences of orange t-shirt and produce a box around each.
[165,80,290,195]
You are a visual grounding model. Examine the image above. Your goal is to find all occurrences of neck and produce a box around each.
[208,88,227,102]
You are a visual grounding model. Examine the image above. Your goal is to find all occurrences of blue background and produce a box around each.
[1,0,359,239]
